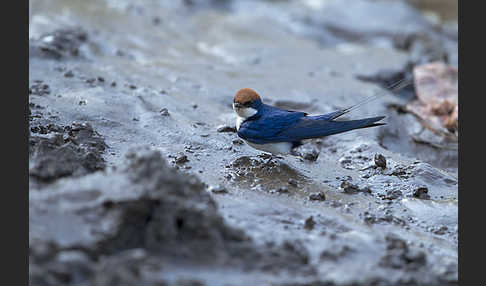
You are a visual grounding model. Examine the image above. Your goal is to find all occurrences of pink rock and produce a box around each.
[407,62,458,137]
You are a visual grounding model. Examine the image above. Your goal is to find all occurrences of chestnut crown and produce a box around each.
[233,88,262,108]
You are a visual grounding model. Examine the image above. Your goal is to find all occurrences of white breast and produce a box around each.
[245,141,293,155]
[236,116,245,130]
[233,106,290,154]
[234,106,258,130]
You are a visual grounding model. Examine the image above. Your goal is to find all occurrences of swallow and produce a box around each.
[232,88,386,157]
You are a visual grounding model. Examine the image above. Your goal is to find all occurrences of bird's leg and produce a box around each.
[265,155,274,165]
[258,153,283,166]
[265,155,284,166]
[290,150,304,161]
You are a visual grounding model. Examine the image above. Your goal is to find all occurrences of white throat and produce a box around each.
[233,105,258,130]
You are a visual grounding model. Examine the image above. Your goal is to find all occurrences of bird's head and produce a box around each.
[233,88,263,119]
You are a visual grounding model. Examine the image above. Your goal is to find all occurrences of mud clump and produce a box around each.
[30,149,315,285]
[30,27,89,60]
[30,245,94,286]
[29,122,107,183]
[99,149,247,260]
[362,211,406,226]
[379,233,426,271]
[413,186,431,200]
[340,181,371,194]
[308,192,326,201]
[29,80,51,96]
[320,245,353,262]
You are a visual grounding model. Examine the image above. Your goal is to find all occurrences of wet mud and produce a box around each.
[29,0,457,285]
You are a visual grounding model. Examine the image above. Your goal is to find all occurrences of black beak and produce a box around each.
[234,102,242,108]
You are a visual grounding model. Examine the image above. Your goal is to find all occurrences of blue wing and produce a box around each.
[237,104,306,144]
[273,115,385,142]
[238,104,385,144]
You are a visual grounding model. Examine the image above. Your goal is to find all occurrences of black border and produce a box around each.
[458,1,476,285]
[6,0,28,285]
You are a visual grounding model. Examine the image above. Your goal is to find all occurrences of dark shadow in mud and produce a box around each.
[378,106,457,170]
[226,155,311,193]
[356,65,417,101]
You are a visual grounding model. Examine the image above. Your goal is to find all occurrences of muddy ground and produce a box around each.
[29,0,458,285]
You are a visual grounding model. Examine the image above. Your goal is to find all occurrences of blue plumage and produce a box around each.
[232,87,387,155]
[237,103,385,146]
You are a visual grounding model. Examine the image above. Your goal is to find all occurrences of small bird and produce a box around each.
[232,88,387,159]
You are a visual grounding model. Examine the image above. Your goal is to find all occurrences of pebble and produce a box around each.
[271,186,289,194]
[232,139,244,145]
[304,216,316,230]
[374,153,387,168]
[216,125,237,133]
[288,178,298,187]
[309,192,326,201]
[160,108,170,116]
[209,185,228,194]
[174,153,189,164]
[413,187,431,200]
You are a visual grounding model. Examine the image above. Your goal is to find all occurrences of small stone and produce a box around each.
[29,82,51,96]
[433,226,448,235]
[209,185,228,194]
[385,190,402,200]
[273,186,289,194]
[111,81,117,87]
[302,150,319,161]
[174,153,188,164]
[340,181,360,194]
[288,178,298,187]
[64,70,74,78]
[232,139,244,145]
[309,192,326,201]
[413,187,430,200]
[85,78,96,84]
[97,76,105,82]
[160,108,170,116]
[374,154,387,168]
[216,125,236,133]
[304,216,316,230]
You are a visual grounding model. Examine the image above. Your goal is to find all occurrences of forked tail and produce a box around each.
[311,115,386,138]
